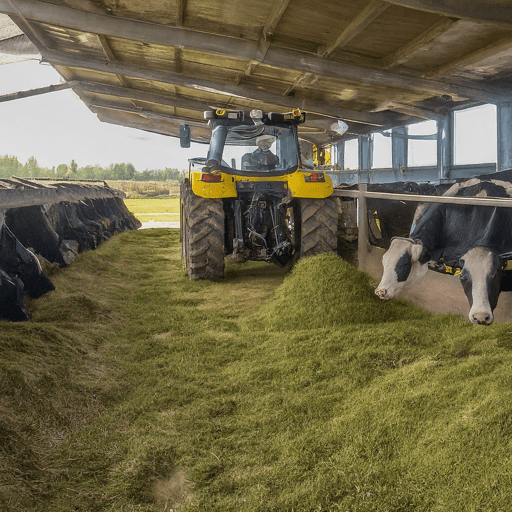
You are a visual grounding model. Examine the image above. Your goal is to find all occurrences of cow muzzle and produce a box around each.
[470,311,493,325]
[375,288,391,300]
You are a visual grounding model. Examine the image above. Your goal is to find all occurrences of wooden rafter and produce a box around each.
[75,81,236,112]
[97,34,131,88]
[0,81,72,102]
[5,0,53,49]
[262,0,292,40]
[382,0,512,29]
[283,73,314,96]
[88,99,207,127]
[319,0,389,58]
[371,100,443,120]
[0,0,507,103]
[40,48,399,126]
[175,45,182,74]
[425,36,512,77]
[380,17,456,69]
[176,0,186,27]
[94,108,213,143]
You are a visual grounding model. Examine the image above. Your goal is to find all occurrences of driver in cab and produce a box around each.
[241,135,279,171]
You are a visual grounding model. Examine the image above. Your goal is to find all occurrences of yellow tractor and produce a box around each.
[180,108,338,280]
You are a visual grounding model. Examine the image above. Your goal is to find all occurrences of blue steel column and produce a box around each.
[330,141,344,187]
[392,126,407,176]
[358,134,371,182]
[437,115,451,181]
[497,102,512,172]
[336,140,344,169]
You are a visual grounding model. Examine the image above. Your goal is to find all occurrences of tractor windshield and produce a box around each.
[207,123,300,176]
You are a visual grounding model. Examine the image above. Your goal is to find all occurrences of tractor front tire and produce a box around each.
[298,197,338,258]
[181,180,225,281]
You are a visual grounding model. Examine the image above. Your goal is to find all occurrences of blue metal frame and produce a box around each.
[329,102,509,186]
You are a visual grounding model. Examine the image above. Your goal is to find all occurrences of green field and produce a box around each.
[2,230,512,511]
[125,197,180,223]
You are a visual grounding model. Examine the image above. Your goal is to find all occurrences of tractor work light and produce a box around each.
[304,173,326,182]
[201,173,222,182]
[250,109,263,120]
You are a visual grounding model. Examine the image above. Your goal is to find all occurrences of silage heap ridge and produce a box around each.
[244,252,430,331]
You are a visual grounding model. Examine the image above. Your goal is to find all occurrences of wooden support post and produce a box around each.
[357,183,368,272]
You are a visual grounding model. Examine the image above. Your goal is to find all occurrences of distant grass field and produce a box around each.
[108,180,180,198]
[124,197,180,223]
[2,231,512,511]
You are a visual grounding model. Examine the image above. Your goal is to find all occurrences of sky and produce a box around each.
[0,60,205,171]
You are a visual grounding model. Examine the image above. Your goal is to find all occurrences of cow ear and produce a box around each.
[411,243,429,264]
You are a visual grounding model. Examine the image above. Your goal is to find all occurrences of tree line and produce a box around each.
[0,154,187,182]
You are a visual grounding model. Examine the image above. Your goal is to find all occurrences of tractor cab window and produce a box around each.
[208,124,299,174]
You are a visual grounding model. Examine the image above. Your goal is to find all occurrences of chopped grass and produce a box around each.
[2,231,512,511]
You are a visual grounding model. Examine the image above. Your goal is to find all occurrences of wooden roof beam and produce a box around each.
[318,0,389,58]
[262,0,292,40]
[175,45,182,74]
[88,99,207,127]
[0,81,72,102]
[97,34,131,88]
[425,36,512,77]
[176,0,186,27]
[75,80,238,111]
[371,100,443,120]
[41,48,399,126]
[283,73,314,96]
[93,108,213,143]
[380,17,456,69]
[0,0,507,103]
[382,0,512,29]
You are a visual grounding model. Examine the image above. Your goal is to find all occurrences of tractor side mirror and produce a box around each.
[179,124,191,148]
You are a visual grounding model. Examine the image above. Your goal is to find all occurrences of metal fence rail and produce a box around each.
[332,184,512,270]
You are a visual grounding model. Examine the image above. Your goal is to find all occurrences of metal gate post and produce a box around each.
[437,115,451,181]
[392,126,407,175]
[357,183,368,271]
[498,102,512,172]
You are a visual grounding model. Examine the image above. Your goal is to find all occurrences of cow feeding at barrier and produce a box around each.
[374,170,512,325]
[0,178,140,321]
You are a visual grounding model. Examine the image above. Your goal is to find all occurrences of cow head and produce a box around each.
[459,246,503,325]
[375,237,430,300]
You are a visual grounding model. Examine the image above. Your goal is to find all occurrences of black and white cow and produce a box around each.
[375,170,512,325]
[0,222,55,321]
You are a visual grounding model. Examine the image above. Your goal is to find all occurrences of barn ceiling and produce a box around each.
[1,0,512,147]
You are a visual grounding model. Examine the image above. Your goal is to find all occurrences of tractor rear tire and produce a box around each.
[181,180,225,281]
[298,197,338,258]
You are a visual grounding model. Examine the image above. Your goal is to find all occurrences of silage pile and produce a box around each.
[244,253,430,331]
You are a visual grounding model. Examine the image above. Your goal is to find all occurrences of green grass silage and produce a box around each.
[2,231,512,511]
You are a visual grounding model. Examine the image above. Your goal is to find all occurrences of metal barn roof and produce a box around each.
[1,0,512,147]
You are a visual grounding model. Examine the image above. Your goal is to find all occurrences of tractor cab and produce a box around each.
[198,108,306,177]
